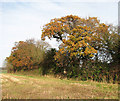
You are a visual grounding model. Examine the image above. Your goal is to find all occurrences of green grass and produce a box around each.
[1,69,119,99]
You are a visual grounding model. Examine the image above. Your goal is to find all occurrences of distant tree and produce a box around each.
[6,39,50,72]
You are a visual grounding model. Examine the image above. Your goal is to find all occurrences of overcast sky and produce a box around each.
[0,0,119,67]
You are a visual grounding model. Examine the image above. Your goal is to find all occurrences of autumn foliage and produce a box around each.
[6,39,50,72]
[6,15,120,83]
[41,15,119,83]
[42,15,107,68]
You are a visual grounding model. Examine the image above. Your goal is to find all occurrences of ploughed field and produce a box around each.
[1,72,118,99]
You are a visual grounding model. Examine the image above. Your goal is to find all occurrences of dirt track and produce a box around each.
[1,74,20,83]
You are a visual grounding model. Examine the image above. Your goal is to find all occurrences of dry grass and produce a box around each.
[1,70,118,99]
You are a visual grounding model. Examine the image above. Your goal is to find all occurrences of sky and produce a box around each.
[0,0,119,67]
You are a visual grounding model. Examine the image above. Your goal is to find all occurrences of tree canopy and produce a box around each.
[41,15,119,76]
[42,15,112,64]
[6,39,50,72]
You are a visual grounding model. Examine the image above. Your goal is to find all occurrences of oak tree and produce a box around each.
[41,15,109,69]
